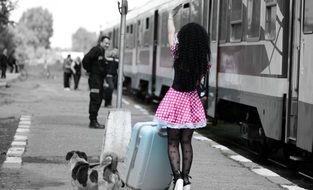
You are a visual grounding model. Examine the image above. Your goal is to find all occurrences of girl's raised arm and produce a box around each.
[168,5,181,47]
[168,12,176,47]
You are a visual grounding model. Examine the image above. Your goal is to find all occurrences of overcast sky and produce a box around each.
[11,0,149,49]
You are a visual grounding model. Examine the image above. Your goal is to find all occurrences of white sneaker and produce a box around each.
[183,184,191,190]
[174,178,183,190]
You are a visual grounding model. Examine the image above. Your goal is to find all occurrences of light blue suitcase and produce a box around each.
[122,121,172,190]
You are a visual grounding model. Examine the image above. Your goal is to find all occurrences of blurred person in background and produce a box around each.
[72,56,82,90]
[103,48,119,108]
[0,48,8,79]
[8,50,17,73]
[43,60,51,78]
[63,54,73,91]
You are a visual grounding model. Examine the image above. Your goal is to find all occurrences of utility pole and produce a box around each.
[101,0,131,161]
[116,0,128,108]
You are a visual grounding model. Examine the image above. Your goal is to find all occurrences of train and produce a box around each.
[101,0,313,158]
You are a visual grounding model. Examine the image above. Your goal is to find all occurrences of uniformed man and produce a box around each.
[82,36,111,129]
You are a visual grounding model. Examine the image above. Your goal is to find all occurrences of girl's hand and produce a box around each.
[171,4,182,16]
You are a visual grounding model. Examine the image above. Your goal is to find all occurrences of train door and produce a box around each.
[152,10,159,97]
[287,0,302,144]
[207,0,219,118]
[294,0,313,152]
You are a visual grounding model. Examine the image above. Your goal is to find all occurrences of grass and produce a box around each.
[0,117,19,165]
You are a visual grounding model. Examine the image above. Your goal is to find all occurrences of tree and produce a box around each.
[72,27,97,53]
[0,0,15,30]
[0,0,16,50]
[0,25,15,51]
[13,23,39,62]
[18,7,53,48]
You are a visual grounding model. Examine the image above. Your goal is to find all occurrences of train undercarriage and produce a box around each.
[214,99,312,163]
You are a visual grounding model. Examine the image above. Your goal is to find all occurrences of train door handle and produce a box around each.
[296,45,300,51]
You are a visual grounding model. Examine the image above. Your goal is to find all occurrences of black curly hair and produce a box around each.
[175,23,210,81]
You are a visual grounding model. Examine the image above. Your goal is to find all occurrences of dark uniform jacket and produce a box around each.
[82,45,107,75]
[106,58,119,76]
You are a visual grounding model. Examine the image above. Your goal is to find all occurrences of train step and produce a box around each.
[289,155,305,162]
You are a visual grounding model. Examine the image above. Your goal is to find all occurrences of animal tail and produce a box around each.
[89,163,100,168]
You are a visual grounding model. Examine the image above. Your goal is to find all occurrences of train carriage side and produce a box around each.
[154,0,210,99]
[209,0,313,154]
[153,5,173,99]
[132,0,180,99]
[124,15,137,92]
[130,9,155,98]
[106,0,176,99]
[294,0,313,152]
[127,0,185,99]
[101,0,313,154]
[210,0,291,147]
[154,0,187,99]
[120,0,211,100]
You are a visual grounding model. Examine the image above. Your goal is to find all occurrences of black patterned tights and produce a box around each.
[167,128,194,182]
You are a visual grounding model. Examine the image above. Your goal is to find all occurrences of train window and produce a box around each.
[161,11,169,47]
[137,20,143,47]
[211,0,218,41]
[219,0,229,43]
[131,24,135,48]
[143,17,152,47]
[126,28,129,49]
[146,17,150,30]
[304,0,313,34]
[247,0,261,41]
[190,0,202,24]
[230,0,243,42]
[114,28,119,49]
[126,24,134,49]
[265,1,276,40]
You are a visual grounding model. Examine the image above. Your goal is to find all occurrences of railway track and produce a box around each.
[197,122,313,190]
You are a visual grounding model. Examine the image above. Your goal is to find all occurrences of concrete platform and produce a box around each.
[0,74,306,189]
[0,73,20,88]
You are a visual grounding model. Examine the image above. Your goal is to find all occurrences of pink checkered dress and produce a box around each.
[154,42,207,129]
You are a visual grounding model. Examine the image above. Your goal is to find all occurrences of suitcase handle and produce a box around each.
[158,127,168,137]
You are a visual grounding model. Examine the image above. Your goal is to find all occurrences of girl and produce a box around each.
[154,6,210,190]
